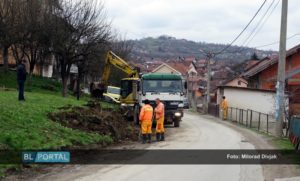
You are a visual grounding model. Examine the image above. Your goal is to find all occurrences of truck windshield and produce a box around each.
[107,87,120,94]
[142,80,182,93]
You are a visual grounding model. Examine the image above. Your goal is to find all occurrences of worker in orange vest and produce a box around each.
[155,98,165,141]
[221,96,228,120]
[139,99,153,144]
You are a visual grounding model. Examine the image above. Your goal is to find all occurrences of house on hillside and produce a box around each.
[151,63,182,75]
[0,48,55,78]
[223,77,248,87]
[151,61,204,98]
[243,44,300,115]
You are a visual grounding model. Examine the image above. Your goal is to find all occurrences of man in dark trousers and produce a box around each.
[17,60,27,101]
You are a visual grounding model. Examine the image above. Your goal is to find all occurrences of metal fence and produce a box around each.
[227,107,276,135]
[208,103,219,117]
[208,105,277,135]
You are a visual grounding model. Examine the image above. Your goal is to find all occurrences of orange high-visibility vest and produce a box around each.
[139,104,153,122]
[155,102,165,119]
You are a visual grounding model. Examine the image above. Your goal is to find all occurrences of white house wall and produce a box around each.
[218,88,276,115]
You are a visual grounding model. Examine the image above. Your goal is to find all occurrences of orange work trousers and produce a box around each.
[223,108,228,120]
[141,121,152,134]
[156,117,165,133]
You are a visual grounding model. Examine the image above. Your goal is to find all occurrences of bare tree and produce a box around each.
[9,0,55,89]
[110,33,133,60]
[52,0,112,97]
[106,34,134,86]
[0,0,19,71]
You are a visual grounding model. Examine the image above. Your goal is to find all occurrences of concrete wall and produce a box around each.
[217,87,277,115]
[217,87,289,135]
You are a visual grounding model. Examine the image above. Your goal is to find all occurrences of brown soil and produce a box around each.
[48,101,139,142]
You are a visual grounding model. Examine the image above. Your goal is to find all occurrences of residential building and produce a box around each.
[243,44,300,115]
[151,63,182,75]
[224,77,248,87]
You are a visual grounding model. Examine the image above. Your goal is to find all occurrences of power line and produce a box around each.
[213,33,300,56]
[219,0,278,55]
[241,0,276,46]
[217,0,280,55]
[254,33,300,48]
[214,0,267,55]
[245,0,280,47]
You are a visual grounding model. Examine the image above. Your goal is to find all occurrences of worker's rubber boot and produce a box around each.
[160,132,165,141]
[156,133,161,142]
[142,134,147,144]
[147,134,152,143]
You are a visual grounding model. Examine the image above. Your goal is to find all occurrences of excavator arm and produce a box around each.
[101,51,138,86]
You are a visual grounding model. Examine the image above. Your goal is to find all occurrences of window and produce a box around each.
[142,80,183,93]
[120,80,133,99]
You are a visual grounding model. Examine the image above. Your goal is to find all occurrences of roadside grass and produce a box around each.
[0,90,114,177]
[0,91,114,150]
[0,69,62,94]
[272,137,294,150]
[0,70,119,177]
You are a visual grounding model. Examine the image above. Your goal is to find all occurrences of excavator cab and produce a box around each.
[120,78,140,105]
[120,78,140,123]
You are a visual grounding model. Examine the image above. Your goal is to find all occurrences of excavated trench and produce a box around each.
[48,101,140,142]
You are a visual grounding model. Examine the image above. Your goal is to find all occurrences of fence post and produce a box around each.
[236,108,238,122]
[267,114,269,134]
[241,110,244,125]
[250,110,252,128]
[238,109,240,124]
[230,108,232,121]
[258,112,261,131]
[246,110,248,127]
[240,109,242,124]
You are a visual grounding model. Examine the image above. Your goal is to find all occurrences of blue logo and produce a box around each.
[22,151,70,163]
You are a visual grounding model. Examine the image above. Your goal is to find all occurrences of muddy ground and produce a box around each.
[49,101,140,142]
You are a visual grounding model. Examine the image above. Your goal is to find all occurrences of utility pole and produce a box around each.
[206,53,213,113]
[275,0,288,137]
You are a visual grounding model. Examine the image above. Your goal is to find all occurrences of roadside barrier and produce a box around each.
[208,104,278,135]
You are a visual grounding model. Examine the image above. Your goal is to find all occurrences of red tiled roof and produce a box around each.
[243,44,300,78]
[244,60,260,71]
[166,62,189,75]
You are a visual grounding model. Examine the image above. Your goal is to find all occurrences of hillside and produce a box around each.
[129,35,277,63]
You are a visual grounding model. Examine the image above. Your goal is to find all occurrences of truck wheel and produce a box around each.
[174,118,180,127]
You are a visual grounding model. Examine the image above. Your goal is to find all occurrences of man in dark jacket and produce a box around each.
[17,60,27,101]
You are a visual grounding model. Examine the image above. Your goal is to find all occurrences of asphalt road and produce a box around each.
[70,112,264,181]
[6,111,300,181]
[11,111,300,181]
[9,112,300,181]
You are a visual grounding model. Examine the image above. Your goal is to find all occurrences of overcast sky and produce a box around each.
[103,0,300,51]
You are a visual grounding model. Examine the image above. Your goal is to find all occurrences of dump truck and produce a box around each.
[90,51,187,127]
[120,73,187,127]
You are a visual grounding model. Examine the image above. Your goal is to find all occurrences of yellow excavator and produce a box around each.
[90,51,140,105]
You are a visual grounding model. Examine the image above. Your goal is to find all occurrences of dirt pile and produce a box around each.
[48,101,139,142]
